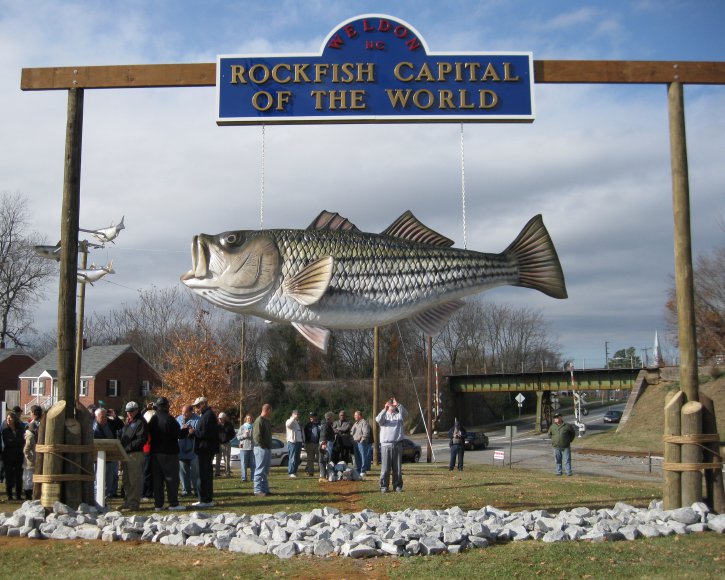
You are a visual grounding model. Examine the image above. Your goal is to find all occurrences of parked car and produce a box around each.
[376,438,422,463]
[223,437,290,468]
[464,431,489,450]
[603,410,623,424]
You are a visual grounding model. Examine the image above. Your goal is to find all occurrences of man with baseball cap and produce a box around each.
[119,401,148,511]
[186,396,218,507]
[547,413,577,476]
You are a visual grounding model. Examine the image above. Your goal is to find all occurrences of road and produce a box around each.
[413,404,662,482]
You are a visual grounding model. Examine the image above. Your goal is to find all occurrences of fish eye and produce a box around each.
[220,233,241,247]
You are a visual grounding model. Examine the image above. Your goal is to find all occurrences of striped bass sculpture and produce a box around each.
[181,210,567,351]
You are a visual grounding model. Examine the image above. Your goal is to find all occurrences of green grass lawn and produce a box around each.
[2,462,723,578]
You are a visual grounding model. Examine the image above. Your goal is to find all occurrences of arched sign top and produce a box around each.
[217,14,534,125]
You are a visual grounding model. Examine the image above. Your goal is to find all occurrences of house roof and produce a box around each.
[20,344,137,379]
[0,348,35,364]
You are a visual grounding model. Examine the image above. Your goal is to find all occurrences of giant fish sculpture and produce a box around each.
[181,211,567,351]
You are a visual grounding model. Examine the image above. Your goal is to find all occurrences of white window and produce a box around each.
[31,379,44,396]
[79,379,89,397]
[107,379,118,397]
[140,380,151,397]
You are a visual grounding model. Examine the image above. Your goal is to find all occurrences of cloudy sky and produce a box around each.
[1,0,723,368]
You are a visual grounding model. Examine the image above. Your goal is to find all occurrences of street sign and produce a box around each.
[515,393,525,404]
[505,425,517,438]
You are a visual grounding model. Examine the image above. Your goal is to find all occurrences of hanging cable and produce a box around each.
[460,123,467,249]
[259,124,266,230]
[396,322,437,463]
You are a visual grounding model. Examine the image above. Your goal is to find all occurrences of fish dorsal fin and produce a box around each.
[411,300,465,336]
[292,322,331,352]
[282,256,335,306]
[308,211,360,232]
[382,211,455,247]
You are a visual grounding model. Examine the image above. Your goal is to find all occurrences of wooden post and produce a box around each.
[77,401,95,505]
[681,400,703,506]
[667,82,699,404]
[32,412,46,501]
[41,401,66,508]
[700,394,725,513]
[64,418,82,508]
[372,326,379,466]
[58,87,83,420]
[663,391,684,509]
[426,335,432,463]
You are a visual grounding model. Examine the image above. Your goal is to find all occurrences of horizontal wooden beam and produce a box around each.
[21,60,725,90]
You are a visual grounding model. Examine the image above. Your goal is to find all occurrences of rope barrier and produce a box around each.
[396,322,436,463]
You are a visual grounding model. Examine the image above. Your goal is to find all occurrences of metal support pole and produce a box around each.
[74,241,88,401]
[668,82,699,403]
[372,327,379,466]
[58,88,83,419]
[426,335,432,463]
[239,317,245,421]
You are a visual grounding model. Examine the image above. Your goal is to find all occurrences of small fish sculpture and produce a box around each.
[181,211,567,351]
[33,241,61,261]
[77,261,115,285]
[79,216,125,245]
[33,240,106,261]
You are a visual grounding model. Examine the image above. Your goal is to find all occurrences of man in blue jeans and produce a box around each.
[285,409,304,478]
[253,403,273,496]
[547,413,576,476]
[375,397,407,493]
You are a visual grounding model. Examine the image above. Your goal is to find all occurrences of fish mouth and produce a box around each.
[181,235,213,287]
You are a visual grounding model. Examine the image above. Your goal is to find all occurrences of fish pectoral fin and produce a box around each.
[382,211,455,247]
[307,211,361,232]
[411,300,466,336]
[282,256,334,306]
[292,322,331,352]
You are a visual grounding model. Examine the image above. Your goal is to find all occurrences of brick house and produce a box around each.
[19,344,161,413]
[0,348,37,408]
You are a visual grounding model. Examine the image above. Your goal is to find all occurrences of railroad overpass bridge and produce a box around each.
[446,367,654,432]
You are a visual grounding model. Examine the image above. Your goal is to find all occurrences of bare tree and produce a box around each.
[0,192,56,347]
[666,244,725,363]
[435,299,562,373]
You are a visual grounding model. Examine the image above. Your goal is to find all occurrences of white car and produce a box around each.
[222,437,290,468]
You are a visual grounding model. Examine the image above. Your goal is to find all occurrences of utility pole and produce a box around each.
[604,341,609,368]
[641,347,651,367]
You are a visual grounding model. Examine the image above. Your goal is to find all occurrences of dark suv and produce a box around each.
[464,431,489,450]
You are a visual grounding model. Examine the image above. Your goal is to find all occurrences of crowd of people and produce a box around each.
[2,394,493,509]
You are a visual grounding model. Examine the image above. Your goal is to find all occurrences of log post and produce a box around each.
[77,402,95,505]
[681,400,703,506]
[700,394,725,513]
[663,390,684,509]
[64,418,82,508]
[40,401,66,508]
[667,82,699,404]
[32,411,46,501]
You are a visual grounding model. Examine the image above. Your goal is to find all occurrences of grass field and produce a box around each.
[574,376,725,454]
[1,462,723,578]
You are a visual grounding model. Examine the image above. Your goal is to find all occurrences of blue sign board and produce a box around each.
[217,14,534,125]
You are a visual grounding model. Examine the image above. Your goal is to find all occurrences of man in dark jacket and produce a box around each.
[187,396,219,508]
[547,413,577,476]
[252,403,273,497]
[147,397,184,511]
[119,401,148,511]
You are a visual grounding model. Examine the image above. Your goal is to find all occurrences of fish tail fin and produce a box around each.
[505,215,568,299]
